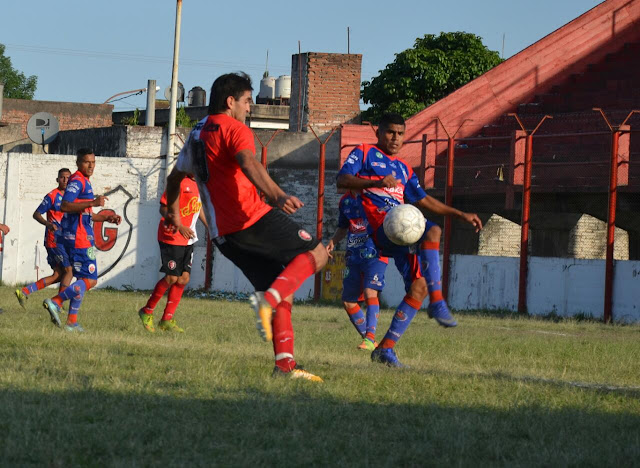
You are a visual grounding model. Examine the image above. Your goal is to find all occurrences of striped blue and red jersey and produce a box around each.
[36,188,64,248]
[337,192,387,266]
[338,144,428,232]
[61,171,95,249]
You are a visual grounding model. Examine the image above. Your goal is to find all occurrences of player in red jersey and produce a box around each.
[138,175,206,333]
[338,113,482,367]
[15,168,73,309]
[165,72,328,382]
[42,149,121,332]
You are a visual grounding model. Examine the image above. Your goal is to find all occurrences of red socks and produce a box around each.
[273,301,296,372]
[144,278,171,313]
[264,252,316,308]
[161,283,185,322]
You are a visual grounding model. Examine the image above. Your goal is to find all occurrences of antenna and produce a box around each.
[502,33,506,59]
[347,27,350,54]
[264,49,269,78]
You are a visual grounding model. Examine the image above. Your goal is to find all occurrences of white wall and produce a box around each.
[380,255,640,323]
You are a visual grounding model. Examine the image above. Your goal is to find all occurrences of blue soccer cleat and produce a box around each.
[43,299,62,327]
[371,347,406,368]
[64,323,85,333]
[427,300,458,328]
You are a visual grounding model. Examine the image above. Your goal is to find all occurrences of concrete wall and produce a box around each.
[380,254,640,323]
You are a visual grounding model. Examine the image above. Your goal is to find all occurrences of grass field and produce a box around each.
[1,285,639,466]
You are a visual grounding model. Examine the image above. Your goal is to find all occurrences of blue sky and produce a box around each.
[1,0,602,111]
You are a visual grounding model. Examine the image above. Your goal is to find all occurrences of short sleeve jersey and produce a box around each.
[36,188,64,248]
[338,193,385,265]
[158,177,202,246]
[338,144,427,232]
[176,114,271,238]
[61,171,95,249]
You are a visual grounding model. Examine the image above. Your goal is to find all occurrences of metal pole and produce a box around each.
[593,108,638,323]
[308,125,339,301]
[604,130,620,323]
[419,134,427,187]
[204,231,213,291]
[518,134,533,314]
[0,84,4,121]
[145,79,156,127]
[167,0,183,179]
[442,136,454,301]
[508,113,552,315]
[254,129,283,200]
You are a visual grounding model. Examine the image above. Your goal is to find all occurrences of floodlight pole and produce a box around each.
[166,0,183,181]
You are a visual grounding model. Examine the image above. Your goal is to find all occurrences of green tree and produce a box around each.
[361,32,502,122]
[0,43,37,99]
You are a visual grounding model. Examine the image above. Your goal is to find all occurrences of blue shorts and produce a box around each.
[374,220,439,293]
[46,245,71,270]
[68,245,98,280]
[342,257,388,302]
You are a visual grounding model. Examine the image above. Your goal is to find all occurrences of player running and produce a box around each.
[138,175,205,333]
[165,72,328,382]
[42,148,121,332]
[326,191,388,351]
[16,168,73,308]
[337,113,483,367]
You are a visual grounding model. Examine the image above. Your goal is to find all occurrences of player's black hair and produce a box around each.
[208,72,253,114]
[58,167,71,177]
[76,148,94,161]
[378,113,406,130]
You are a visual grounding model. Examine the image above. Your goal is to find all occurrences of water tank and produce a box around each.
[258,76,276,100]
[275,75,291,99]
[188,86,206,107]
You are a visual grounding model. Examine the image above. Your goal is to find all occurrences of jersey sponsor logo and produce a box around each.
[66,183,80,194]
[88,264,96,274]
[371,162,387,169]
[168,260,177,270]
[346,156,357,164]
[180,196,202,217]
[87,246,96,260]
[298,229,312,241]
[349,218,367,233]
[73,261,82,272]
[376,152,384,159]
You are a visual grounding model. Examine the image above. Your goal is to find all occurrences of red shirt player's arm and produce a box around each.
[235,149,286,202]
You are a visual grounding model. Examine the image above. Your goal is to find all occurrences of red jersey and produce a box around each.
[158,177,201,246]
[175,114,271,238]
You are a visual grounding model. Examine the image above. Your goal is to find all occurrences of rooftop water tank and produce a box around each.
[258,76,276,100]
[188,86,206,107]
[275,75,291,99]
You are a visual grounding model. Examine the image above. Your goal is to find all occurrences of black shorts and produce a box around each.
[214,209,319,291]
[159,242,194,276]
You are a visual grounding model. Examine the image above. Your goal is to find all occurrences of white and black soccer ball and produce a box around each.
[383,204,426,246]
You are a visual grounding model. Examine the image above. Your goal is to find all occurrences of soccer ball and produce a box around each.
[383,204,426,246]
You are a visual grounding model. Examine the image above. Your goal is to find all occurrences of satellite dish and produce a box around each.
[27,112,59,145]
[164,82,185,102]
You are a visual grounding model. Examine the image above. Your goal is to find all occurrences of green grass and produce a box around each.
[1,285,639,466]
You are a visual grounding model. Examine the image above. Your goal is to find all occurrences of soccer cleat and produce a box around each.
[371,347,406,368]
[427,301,458,327]
[158,319,184,333]
[272,365,323,382]
[64,323,85,333]
[138,308,155,333]
[43,299,62,327]
[357,339,378,351]
[15,289,28,309]
[249,292,273,342]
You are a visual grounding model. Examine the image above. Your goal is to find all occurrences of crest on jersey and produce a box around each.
[94,185,134,280]
[298,230,312,241]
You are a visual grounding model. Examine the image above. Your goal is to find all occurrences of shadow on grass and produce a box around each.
[0,387,638,466]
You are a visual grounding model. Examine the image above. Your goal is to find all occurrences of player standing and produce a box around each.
[42,149,121,332]
[326,191,388,351]
[15,168,73,308]
[165,72,328,381]
[337,113,482,367]
[138,175,205,333]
